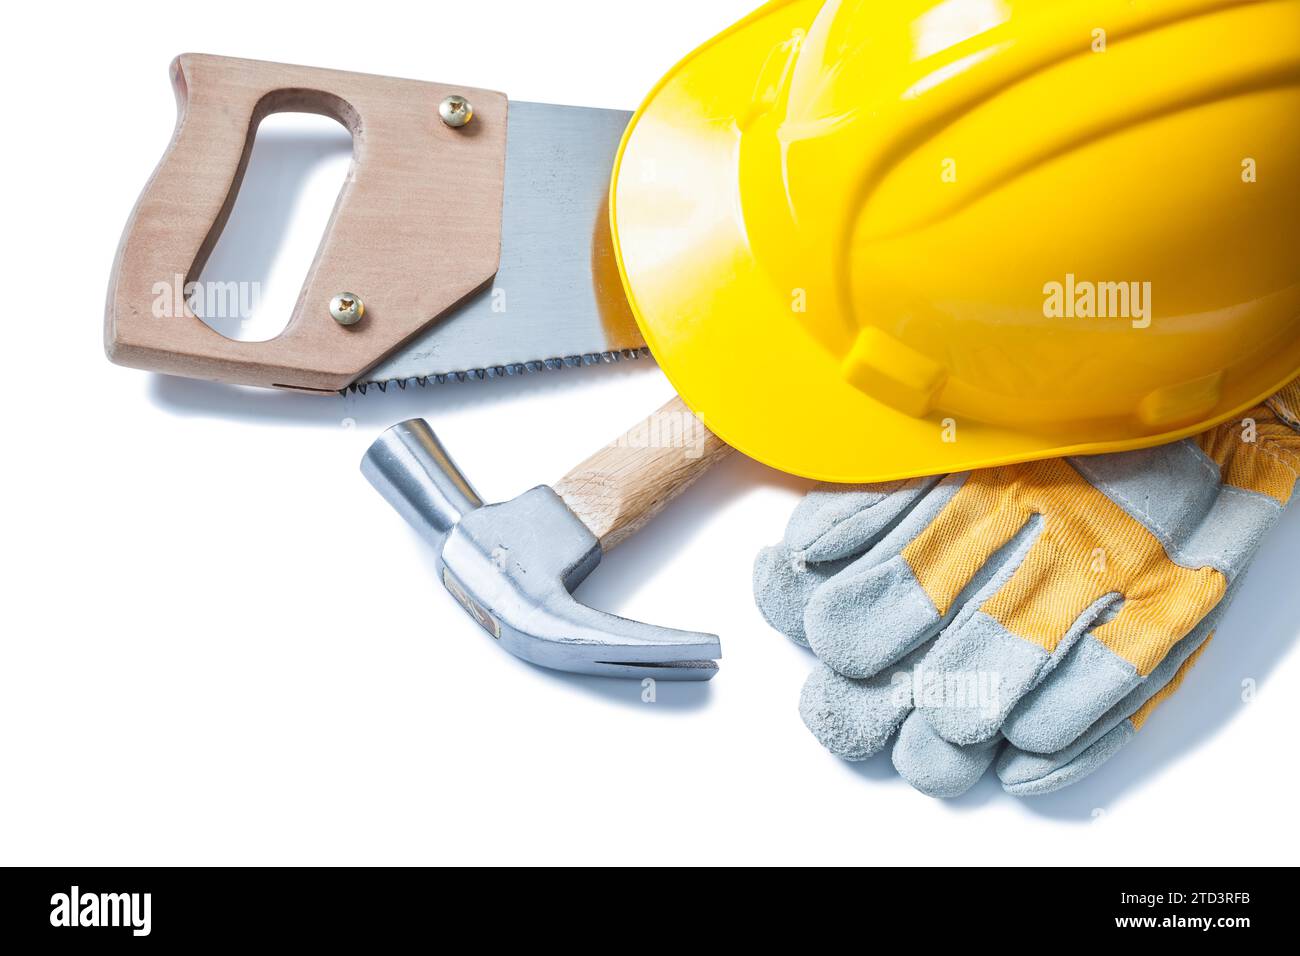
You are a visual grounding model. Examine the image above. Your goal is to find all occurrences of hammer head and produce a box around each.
[362,420,720,680]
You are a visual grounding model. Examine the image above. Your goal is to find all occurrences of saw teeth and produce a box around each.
[347,346,652,394]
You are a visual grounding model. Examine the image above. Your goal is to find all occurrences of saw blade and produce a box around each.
[353,101,648,393]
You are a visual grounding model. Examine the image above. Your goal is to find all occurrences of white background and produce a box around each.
[3,0,1298,866]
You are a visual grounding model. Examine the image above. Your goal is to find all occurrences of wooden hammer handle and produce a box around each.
[554,396,733,552]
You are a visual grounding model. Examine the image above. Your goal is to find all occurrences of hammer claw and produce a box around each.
[589,659,720,681]
[483,570,721,680]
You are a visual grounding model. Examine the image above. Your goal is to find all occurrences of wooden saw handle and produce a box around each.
[555,396,734,552]
[105,53,508,392]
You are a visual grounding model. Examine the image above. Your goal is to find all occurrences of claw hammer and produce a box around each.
[362,397,732,680]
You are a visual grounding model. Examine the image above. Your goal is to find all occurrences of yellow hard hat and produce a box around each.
[610,0,1300,482]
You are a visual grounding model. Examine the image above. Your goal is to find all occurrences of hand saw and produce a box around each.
[105,53,648,394]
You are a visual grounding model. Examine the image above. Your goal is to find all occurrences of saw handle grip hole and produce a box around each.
[191,112,352,343]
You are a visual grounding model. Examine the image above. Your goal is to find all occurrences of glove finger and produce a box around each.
[783,477,941,563]
[799,642,930,761]
[801,476,975,676]
[998,623,1138,753]
[997,626,1215,795]
[754,544,847,646]
[756,476,947,646]
[918,591,1117,746]
[803,555,940,676]
[997,720,1133,797]
[1003,589,1233,752]
[890,711,1003,799]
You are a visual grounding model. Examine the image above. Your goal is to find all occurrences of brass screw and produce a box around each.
[439,95,473,129]
[330,292,365,327]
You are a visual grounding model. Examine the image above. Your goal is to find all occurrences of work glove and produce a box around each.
[754,384,1300,796]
